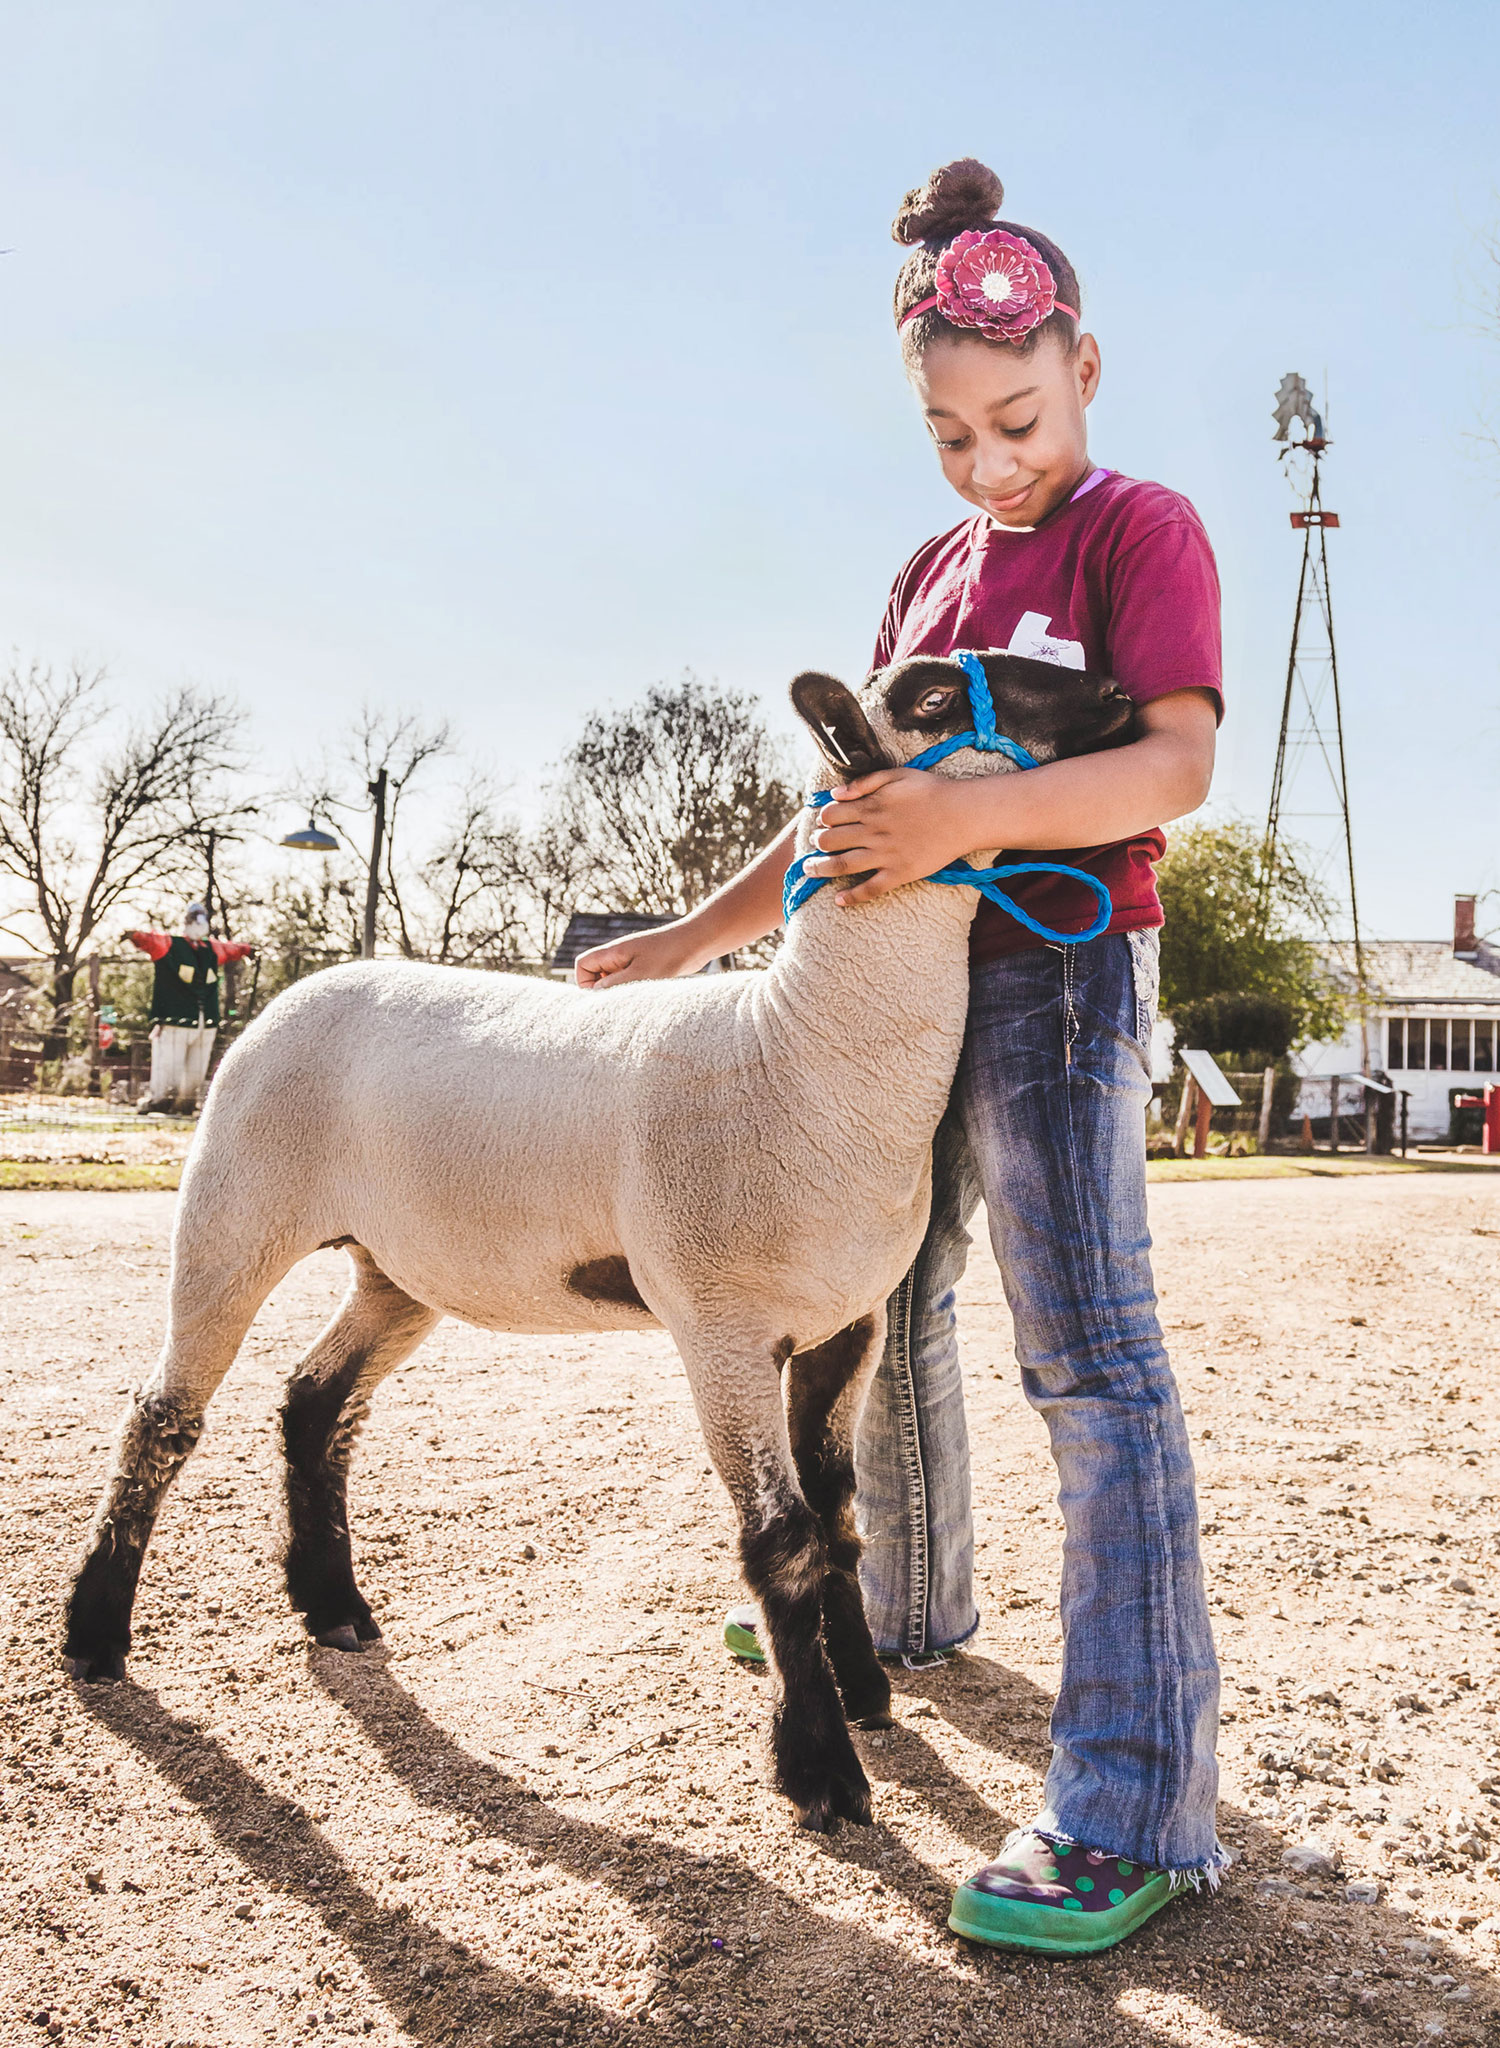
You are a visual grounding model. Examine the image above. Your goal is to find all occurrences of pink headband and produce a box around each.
[901,228,1078,343]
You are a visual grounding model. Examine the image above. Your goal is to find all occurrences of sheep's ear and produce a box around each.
[789,672,892,781]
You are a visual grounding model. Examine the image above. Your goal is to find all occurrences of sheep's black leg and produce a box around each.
[281,1252,438,1650]
[785,1316,892,1731]
[282,1363,381,1647]
[65,1236,285,1682]
[739,1489,873,1831]
[64,1393,204,1682]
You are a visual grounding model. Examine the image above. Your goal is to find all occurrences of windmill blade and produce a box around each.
[1272,371,1322,442]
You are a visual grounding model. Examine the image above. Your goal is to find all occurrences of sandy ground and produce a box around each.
[3,1173,1500,2048]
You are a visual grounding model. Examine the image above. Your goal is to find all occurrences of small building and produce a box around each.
[550,912,674,977]
[549,912,736,979]
[1294,896,1500,1143]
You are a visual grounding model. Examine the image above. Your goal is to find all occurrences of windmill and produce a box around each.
[1265,374,1374,1150]
[1264,374,1363,992]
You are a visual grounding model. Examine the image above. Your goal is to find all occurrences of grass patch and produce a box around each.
[1145,1153,1491,1182]
[0,1160,182,1191]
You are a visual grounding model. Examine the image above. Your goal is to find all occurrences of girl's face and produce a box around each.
[910,328,1101,529]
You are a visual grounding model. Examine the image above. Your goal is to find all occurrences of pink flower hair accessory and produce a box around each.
[901,228,1078,342]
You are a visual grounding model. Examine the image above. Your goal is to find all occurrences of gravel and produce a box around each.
[3,1171,1500,2046]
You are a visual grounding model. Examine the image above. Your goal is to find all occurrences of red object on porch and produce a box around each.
[1465,1086,1500,1155]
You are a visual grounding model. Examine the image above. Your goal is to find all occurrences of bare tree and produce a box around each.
[288,707,451,958]
[355,709,451,958]
[516,796,600,967]
[416,776,534,966]
[554,675,796,917]
[0,661,250,1058]
[1464,219,1500,472]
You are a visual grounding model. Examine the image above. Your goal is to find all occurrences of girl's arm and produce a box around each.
[806,688,1217,906]
[575,687,1214,984]
[575,817,799,987]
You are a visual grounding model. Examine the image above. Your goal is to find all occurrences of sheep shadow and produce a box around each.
[75,1678,602,2044]
[73,1642,1500,2048]
[73,1661,1024,2048]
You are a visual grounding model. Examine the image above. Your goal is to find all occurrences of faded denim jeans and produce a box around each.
[853,929,1222,1874]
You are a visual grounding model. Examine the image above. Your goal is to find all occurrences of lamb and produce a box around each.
[62,651,1132,1831]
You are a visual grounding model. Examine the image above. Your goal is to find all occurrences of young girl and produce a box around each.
[577,158,1223,1952]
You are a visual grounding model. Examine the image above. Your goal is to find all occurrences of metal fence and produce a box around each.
[0,1095,197,1137]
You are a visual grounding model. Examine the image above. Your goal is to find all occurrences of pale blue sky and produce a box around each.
[1,0,1496,938]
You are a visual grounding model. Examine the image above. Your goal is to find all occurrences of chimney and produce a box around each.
[1454,893,1478,957]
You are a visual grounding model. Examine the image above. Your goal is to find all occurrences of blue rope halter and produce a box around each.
[783,650,1113,946]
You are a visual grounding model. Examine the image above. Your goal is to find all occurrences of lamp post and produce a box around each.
[362,770,387,963]
[280,772,387,963]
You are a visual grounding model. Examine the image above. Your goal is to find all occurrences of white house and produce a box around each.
[1295,897,1500,1143]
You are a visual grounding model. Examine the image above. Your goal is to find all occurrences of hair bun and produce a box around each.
[892,159,1005,246]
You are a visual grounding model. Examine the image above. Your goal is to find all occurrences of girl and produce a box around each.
[577,158,1223,1953]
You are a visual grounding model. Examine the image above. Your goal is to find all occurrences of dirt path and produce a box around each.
[3,1175,1499,2047]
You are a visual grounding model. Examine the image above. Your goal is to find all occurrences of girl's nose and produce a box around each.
[968,440,1024,489]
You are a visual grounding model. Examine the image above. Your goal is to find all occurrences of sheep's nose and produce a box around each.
[1101,683,1130,705]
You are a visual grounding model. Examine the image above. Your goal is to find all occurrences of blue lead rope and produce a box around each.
[783,649,1113,946]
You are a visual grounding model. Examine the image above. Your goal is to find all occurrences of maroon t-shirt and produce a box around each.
[872,468,1223,961]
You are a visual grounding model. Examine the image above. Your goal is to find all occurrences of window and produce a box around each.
[1477,1020,1495,1073]
[1408,1018,1427,1070]
[1452,1019,1473,1071]
[1387,1017,1405,1069]
[1430,1019,1449,1071]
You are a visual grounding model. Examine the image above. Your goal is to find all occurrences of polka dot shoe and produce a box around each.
[948,1830,1181,1953]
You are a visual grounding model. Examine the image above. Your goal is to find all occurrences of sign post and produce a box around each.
[1177,1051,1243,1161]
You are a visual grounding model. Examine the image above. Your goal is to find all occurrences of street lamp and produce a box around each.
[280,818,339,853]
[279,769,388,962]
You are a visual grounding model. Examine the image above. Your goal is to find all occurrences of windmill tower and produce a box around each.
[1265,373,1364,994]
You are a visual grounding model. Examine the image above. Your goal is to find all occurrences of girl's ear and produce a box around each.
[789,672,892,781]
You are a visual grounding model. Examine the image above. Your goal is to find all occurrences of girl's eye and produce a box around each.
[918,689,956,717]
[934,434,970,452]
[1003,417,1039,439]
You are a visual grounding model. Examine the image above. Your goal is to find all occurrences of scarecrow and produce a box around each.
[125,903,255,1112]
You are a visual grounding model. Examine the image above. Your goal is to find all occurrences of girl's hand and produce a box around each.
[575,920,711,988]
[807,769,987,907]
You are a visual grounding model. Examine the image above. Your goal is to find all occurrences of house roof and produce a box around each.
[1324,940,1500,1008]
[550,911,674,973]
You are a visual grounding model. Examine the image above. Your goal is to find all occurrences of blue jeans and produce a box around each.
[853,930,1222,1875]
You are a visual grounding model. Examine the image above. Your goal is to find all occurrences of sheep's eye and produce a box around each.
[917,688,956,718]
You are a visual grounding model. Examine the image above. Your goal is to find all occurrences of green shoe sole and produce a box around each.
[948,1870,1177,1954]
[721,1607,962,1671]
[723,1607,765,1663]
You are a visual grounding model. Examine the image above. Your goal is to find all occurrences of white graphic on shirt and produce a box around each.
[1005,610,1086,670]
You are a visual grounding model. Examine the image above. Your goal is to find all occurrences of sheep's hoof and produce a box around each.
[851,1708,895,1731]
[314,1624,366,1653]
[794,1772,874,1832]
[63,1648,127,1684]
[310,1613,381,1652]
[786,1747,874,1831]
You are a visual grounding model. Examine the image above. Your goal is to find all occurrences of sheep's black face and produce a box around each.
[790,653,1134,786]
[880,651,1135,766]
